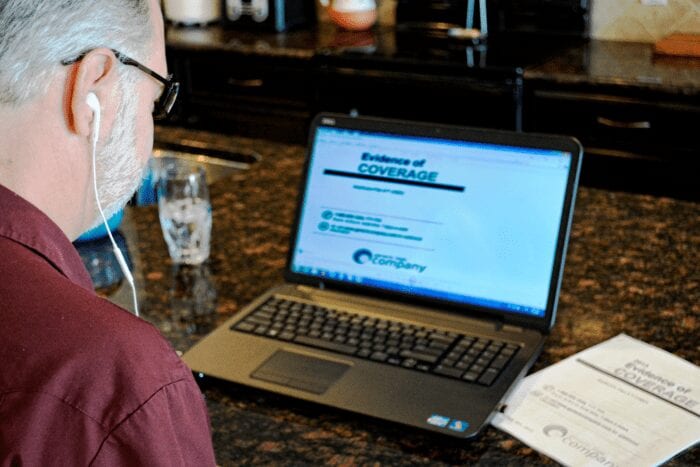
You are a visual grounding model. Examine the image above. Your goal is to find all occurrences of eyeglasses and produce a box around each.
[61,49,180,121]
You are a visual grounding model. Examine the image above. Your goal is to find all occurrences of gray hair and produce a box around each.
[0,0,153,105]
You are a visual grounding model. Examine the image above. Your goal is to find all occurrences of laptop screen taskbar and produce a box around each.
[292,265,545,318]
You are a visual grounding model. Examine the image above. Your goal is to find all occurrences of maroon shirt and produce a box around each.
[0,184,216,466]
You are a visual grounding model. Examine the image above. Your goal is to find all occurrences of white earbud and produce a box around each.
[85,91,140,318]
[86,92,101,145]
[86,92,100,113]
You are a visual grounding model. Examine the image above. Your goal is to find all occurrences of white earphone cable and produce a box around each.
[89,101,140,317]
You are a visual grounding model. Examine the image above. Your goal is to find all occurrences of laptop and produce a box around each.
[184,113,582,439]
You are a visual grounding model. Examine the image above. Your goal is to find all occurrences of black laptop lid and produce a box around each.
[286,114,582,331]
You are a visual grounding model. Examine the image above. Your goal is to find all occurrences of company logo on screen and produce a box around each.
[352,249,373,264]
[352,249,427,273]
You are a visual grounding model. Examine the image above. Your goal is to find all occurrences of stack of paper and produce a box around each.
[492,334,700,466]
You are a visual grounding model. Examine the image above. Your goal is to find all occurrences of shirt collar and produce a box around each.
[0,183,94,291]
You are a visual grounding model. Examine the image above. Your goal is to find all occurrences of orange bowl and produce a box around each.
[328,8,377,31]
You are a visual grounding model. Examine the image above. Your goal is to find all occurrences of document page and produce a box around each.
[491,334,700,466]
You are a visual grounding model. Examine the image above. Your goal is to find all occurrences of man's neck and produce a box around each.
[0,99,92,240]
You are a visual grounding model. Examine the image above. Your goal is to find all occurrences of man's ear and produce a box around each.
[65,48,119,139]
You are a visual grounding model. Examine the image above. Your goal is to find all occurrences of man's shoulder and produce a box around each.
[0,234,215,464]
[0,237,193,428]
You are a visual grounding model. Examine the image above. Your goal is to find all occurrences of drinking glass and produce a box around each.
[157,157,212,265]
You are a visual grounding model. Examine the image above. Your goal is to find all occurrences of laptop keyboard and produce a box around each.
[232,297,520,386]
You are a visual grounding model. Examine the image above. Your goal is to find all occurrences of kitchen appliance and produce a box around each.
[222,0,315,32]
[163,0,222,26]
[396,0,590,38]
[396,0,474,32]
[313,27,584,133]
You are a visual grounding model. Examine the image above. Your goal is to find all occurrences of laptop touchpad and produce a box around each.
[251,350,351,395]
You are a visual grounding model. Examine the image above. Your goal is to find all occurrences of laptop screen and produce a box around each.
[290,119,575,319]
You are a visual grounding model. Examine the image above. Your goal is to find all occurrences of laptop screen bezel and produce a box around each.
[284,113,582,333]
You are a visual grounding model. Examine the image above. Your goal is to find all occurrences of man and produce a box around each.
[0,1,216,464]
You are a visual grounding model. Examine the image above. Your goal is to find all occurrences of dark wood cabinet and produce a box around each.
[313,59,523,131]
[168,49,314,143]
[527,84,699,199]
[167,47,524,142]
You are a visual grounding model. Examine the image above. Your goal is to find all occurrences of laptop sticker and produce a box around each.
[427,414,451,428]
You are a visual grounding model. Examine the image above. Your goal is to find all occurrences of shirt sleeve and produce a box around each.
[90,378,217,466]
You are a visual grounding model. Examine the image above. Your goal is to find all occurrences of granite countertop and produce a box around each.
[525,39,700,98]
[92,127,699,465]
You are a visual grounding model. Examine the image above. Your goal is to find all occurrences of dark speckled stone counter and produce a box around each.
[110,127,698,465]
[525,39,700,97]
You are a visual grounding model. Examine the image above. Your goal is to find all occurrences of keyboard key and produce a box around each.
[478,368,499,386]
[472,341,489,351]
[466,348,481,357]
[487,343,503,353]
[413,345,443,357]
[429,332,453,343]
[248,316,272,326]
[429,342,450,352]
[491,355,512,370]
[279,331,295,341]
[401,358,417,368]
[370,351,388,362]
[476,357,492,367]
[462,371,480,382]
[386,347,400,356]
[434,366,464,379]
[399,341,413,351]
[234,322,256,332]
[293,335,356,355]
[399,350,439,364]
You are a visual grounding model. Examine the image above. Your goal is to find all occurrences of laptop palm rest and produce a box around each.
[251,350,351,395]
